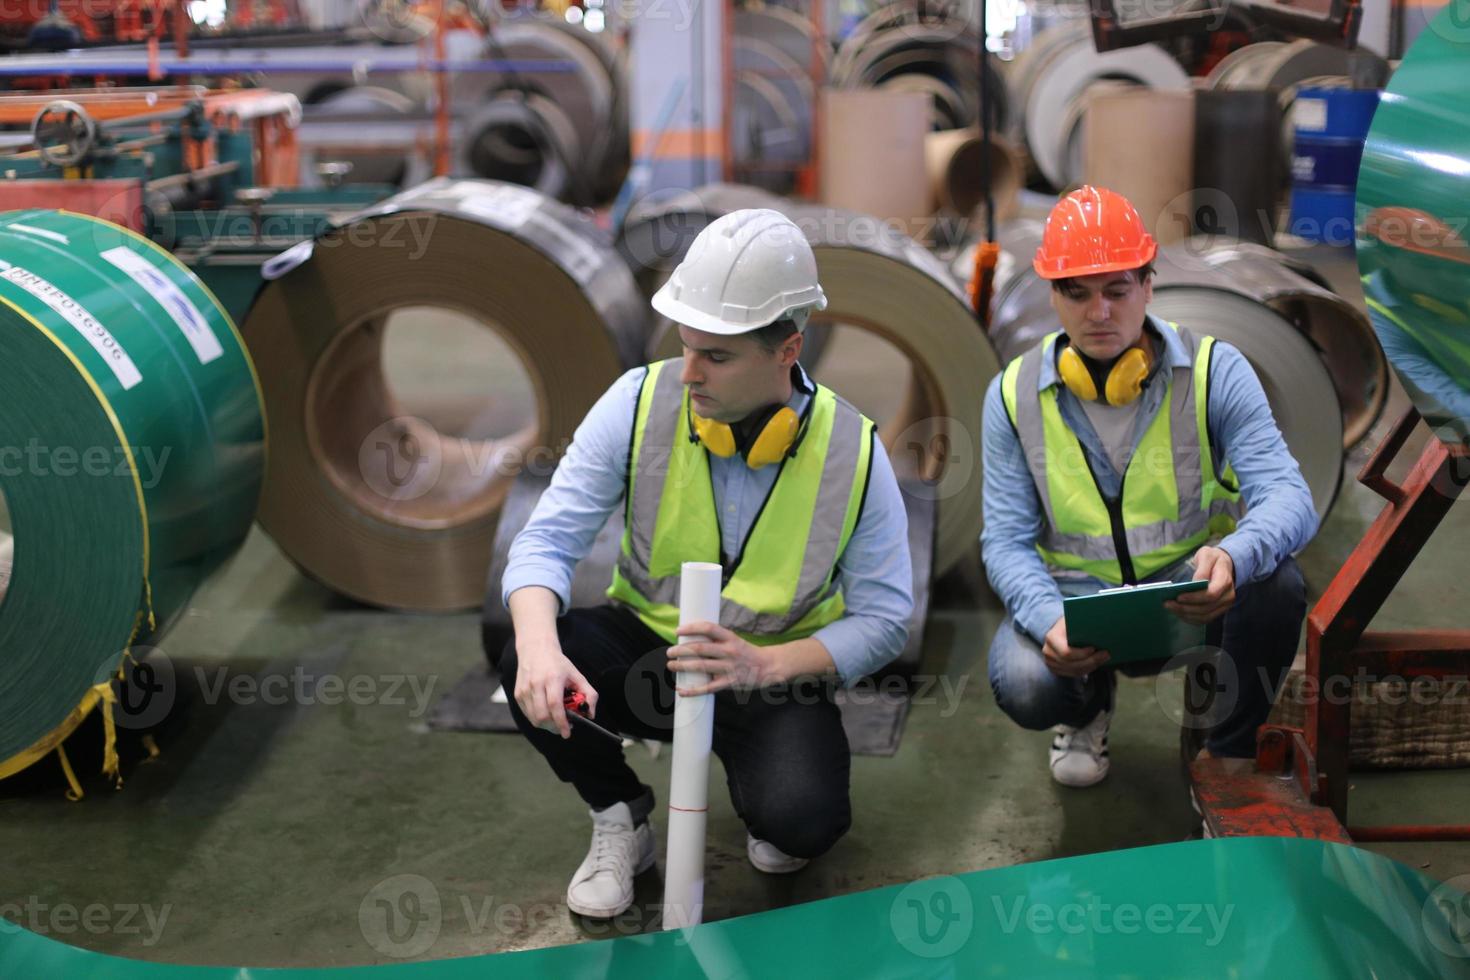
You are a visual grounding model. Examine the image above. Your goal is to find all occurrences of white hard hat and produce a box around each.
[652,208,828,336]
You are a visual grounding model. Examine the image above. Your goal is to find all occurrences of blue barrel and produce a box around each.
[1288,87,1381,245]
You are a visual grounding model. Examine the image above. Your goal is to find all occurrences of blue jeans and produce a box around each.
[988,556,1306,758]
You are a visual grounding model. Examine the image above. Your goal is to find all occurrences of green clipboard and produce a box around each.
[1063,579,1208,664]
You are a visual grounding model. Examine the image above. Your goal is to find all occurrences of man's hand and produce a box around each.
[1166,546,1236,625]
[668,622,777,696]
[1042,616,1109,677]
[513,637,598,739]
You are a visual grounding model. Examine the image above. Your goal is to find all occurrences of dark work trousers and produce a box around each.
[500,604,852,860]
[989,556,1307,758]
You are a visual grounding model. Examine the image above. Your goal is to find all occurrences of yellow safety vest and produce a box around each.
[1000,324,1242,585]
[606,358,876,643]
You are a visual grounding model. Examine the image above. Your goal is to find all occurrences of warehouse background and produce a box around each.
[0,0,1468,970]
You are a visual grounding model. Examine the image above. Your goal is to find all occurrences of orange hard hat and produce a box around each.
[1033,185,1158,279]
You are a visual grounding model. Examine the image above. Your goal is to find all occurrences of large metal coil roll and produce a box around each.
[622,183,1000,576]
[1356,5,1470,445]
[732,37,814,195]
[0,210,264,771]
[735,5,830,74]
[473,21,627,205]
[831,5,1005,134]
[1021,33,1189,190]
[986,221,1344,523]
[245,179,648,612]
[1004,20,1089,148]
[1151,239,1388,448]
[458,92,581,201]
[1206,39,1389,181]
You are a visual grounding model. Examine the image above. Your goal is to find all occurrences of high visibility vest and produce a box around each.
[606,358,876,644]
[1000,324,1242,585]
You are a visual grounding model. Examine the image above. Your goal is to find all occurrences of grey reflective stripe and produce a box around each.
[1011,345,1054,522]
[1042,510,1214,561]
[1167,327,1203,516]
[729,397,866,635]
[613,557,843,634]
[1011,329,1219,562]
[625,359,686,571]
[617,387,868,637]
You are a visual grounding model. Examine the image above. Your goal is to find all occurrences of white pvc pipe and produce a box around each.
[662,560,721,931]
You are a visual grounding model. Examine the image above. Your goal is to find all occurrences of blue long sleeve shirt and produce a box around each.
[980,316,1320,644]
[502,363,914,685]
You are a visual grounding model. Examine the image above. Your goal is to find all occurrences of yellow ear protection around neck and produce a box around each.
[1056,337,1155,406]
[687,368,815,469]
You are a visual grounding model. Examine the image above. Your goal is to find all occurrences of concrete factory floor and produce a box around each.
[3,252,1470,969]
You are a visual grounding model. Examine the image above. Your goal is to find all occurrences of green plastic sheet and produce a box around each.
[2,838,1466,977]
[0,210,265,766]
[1356,6,1470,441]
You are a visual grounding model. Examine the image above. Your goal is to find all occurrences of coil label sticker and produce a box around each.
[101,246,223,365]
[1,265,143,390]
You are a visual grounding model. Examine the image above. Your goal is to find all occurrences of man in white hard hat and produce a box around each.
[498,209,914,919]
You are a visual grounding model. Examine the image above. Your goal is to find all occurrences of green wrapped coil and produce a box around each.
[1356,6,1470,441]
[0,209,265,779]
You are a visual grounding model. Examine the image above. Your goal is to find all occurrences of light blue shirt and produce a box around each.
[980,316,1320,644]
[502,362,914,685]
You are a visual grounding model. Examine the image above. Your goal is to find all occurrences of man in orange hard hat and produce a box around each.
[980,186,1318,788]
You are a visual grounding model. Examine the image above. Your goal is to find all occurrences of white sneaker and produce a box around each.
[746,834,808,874]
[1049,708,1111,787]
[566,802,657,918]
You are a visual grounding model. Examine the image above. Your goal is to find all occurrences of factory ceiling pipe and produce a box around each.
[245,179,649,612]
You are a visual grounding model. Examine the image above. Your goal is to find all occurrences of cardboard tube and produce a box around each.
[1082,89,1196,245]
[663,561,721,931]
[924,128,1023,221]
[820,89,931,226]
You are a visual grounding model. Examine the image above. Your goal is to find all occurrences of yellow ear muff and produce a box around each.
[744,406,800,469]
[1057,340,1154,406]
[691,413,738,457]
[1104,346,1152,406]
[690,404,801,467]
[1057,345,1099,401]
